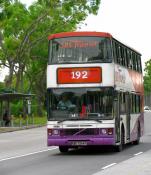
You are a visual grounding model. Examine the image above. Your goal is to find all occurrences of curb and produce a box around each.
[0,125,46,133]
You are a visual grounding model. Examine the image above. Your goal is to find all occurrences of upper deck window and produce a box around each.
[48,37,112,64]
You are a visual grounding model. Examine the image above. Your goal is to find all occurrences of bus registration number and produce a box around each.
[57,67,102,84]
[71,141,87,146]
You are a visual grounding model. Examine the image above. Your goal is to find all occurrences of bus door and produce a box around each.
[114,93,120,143]
[126,93,131,140]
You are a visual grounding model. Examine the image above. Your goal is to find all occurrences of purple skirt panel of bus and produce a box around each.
[47,137,115,146]
[47,128,115,146]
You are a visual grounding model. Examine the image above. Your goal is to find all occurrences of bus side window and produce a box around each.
[135,54,138,71]
[118,45,122,65]
[136,95,140,113]
[115,42,120,64]
[124,47,128,67]
[129,94,132,113]
[133,94,136,113]
[124,48,128,68]
[120,93,126,114]
[128,50,132,69]
[137,55,141,72]
[136,54,139,72]
[138,56,142,73]
[133,53,137,71]
[121,46,125,66]
[113,41,117,63]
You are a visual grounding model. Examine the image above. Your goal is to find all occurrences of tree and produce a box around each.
[144,59,151,94]
[0,0,30,88]
[0,0,101,116]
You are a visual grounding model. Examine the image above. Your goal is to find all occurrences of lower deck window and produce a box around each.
[47,88,114,121]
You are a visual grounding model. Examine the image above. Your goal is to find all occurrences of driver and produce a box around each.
[57,95,72,110]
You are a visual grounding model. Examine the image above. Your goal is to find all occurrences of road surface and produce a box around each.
[0,112,151,175]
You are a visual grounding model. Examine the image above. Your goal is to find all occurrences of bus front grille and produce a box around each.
[61,128,99,136]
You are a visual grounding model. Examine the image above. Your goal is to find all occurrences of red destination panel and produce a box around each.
[57,67,102,84]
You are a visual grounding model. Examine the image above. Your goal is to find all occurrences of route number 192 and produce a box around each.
[71,71,88,79]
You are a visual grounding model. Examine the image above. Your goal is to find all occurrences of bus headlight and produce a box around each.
[101,128,113,135]
[47,129,52,136]
[107,128,113,135]
[53,129,59,135]
[101,128,107,134]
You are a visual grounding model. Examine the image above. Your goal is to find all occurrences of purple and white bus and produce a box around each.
[47,32,144,152]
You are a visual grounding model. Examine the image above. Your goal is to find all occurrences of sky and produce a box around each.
[0,0,151,81]
[78,0,151,70]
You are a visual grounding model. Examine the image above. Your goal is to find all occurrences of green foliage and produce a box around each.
[11,100,23,116]
[12,116,47,126]
[0,0,101,116]
[0,82,5,91]
[144,59,151,94]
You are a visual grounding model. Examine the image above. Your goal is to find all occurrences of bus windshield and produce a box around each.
[49,37,112,64]
[47,88,114,121]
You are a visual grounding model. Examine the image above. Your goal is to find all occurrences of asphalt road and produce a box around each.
[0,112,151,175]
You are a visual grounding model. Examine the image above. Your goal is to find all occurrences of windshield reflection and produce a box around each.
[47,88,114,121]
[49,37,112,64]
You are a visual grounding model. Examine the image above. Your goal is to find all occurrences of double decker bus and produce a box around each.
[47,31,144,152]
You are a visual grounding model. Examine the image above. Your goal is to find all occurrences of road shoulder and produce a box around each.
[93,149,151,175]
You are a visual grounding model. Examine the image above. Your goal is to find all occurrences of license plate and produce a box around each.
[71,141,87,146]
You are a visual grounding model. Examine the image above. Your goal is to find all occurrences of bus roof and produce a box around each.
[48,31,141,55]
[48,31,112,40]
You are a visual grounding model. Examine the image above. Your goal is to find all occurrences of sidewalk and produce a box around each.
[93,149,151,175]
[0,125,45,133]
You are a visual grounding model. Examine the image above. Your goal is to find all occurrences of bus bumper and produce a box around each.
[47,137,115,146]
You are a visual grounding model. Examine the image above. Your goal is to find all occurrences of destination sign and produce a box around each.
[57,67,102,84]
[60,40,98,48]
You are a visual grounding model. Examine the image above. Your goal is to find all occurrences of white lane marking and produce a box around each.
[134,152,143,156]
[102,163,117,170]
[0,147,58,162]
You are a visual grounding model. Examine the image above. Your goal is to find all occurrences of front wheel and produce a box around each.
[59,146,68,153]
[115,130,125,152]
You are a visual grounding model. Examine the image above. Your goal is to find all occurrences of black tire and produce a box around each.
[133,125,140,145]
[115,129,125,152]
[59,146,68,153]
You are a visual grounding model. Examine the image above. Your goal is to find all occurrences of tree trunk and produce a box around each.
[15,70,21,92]
[5,63,14,89]
[35,73,46,117]
[37,96,43,117]
[15,65,24,92]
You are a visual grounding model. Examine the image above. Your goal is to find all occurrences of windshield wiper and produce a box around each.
[57,118,80,123]
[57,117,98,123]
[57,119,67,123]
[87,113,104,117]
[93,119,103,123]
